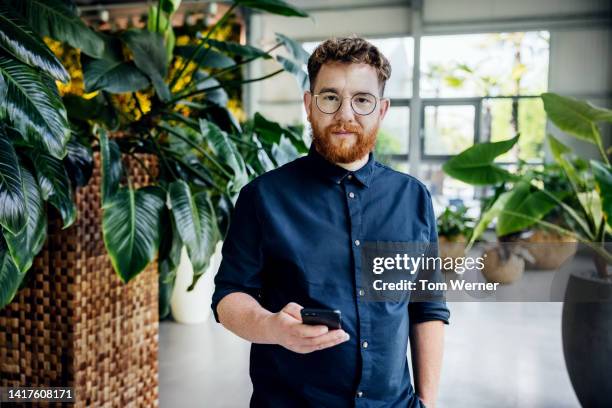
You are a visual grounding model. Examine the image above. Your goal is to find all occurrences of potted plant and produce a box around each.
[445,92,611,406]
[0,0,311,403]
[436,204,474,261]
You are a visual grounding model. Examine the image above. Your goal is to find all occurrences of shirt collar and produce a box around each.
[306,144,376,188]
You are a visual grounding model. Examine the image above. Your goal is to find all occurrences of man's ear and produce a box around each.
[379,97,391,121]
[304,91,312,122]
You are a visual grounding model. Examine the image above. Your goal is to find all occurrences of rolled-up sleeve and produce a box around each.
[408,187,451,325]
[211,182,264,323]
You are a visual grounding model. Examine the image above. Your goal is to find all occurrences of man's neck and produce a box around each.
[335,153,369,172]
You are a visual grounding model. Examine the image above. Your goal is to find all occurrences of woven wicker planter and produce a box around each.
[0,152,159,407]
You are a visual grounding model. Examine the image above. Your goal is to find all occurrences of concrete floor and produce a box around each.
[159,302,580,408]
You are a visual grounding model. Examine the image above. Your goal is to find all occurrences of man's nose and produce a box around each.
[334,97,356,122]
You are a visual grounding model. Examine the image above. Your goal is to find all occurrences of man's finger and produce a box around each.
[295,323,328,338]
[299,329,348,348]
[281,302,303,321]
[302,330,350,352]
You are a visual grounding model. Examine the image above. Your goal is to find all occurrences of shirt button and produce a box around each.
[348,192,355,198]
[362,341,369,349]
[354,240,360,246]
[358,289,365,296]
[356,390,364,398]
[348,174,353,180]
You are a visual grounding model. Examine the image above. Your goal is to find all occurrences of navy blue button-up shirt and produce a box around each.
[212,145,450,407]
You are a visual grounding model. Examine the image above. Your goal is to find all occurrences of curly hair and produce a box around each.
[307,36,392,96]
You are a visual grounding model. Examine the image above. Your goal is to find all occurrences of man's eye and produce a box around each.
[323,95,339,101]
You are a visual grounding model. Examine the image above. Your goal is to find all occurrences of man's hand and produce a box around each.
[265,302,350,354]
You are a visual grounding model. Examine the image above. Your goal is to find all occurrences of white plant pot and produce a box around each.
[170,241,224,324]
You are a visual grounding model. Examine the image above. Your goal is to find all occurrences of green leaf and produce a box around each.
[63,137,93,188]
[496,181,560,237]
[192,71,228,106]
[0,235,23,309]
[122,30,170,101]
[98,127,122,206]
[202,38,271,60]
[168,180,219,290]
[0,129,27,234]
[160,0,182,14]
[275,33,309,63]
[591,160,612,229]
[467,190,514,248]
[547,134,581,190]
[275,55,309,92]
[0,3,69,82]
[158,210,182,319]
[30,150,76,228]
[82,54,150,94]
[102,186,166,283]
[0,54,70,159]
[442,135,520,185]
[4,165,46,273]
[63,93,118,129]
[542,92,612,145]
[234,0,309,17]
[272,134,299,166]
[175,45,235,69]
[17,0,105,58]
[200,119,248,191]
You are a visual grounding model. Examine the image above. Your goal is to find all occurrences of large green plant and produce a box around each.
[443,93,612,278]
[0,0,312,313]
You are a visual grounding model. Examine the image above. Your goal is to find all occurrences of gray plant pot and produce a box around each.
[562,268,612,407]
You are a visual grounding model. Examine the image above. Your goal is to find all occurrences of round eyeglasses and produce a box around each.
[313,92,383,116]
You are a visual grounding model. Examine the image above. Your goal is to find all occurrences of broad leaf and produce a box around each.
[0,129,27,234]
[275,33,309,63]
[175,45,235,69]
[467,190,514,248]
[82,54,150,93]
[160,0,182,14]
[192,71,228,106]
[202,38,271,60]
[63,137,93,188]
[442,135,520,185]
[5,166,46,273]
[547,134,581,191]
[98,128,122,206]
[272,134,299,166]
[158,209,182,319]
[0,55,70,159]
[0,235,23,309]
[63,93,119,129]
[168,180,219,290]
[30,150,76,228]
[122,30,170,101]
[542,93,612,145]
[200,119,248,191]
[102,186,165,283]
[276,55,309,92]
[0,3,69,82]
[592,160,612,229]
[234,0,309,17]
[496,181,560,236]
[17,0,104,58]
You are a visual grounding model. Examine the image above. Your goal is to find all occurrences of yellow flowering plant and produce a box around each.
[0,0,311,317]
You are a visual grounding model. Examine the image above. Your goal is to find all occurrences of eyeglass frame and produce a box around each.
[311,91,389,116]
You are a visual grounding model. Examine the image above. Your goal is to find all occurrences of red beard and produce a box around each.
[311,121,378,164]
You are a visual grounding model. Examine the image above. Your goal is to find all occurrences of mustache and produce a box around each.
[327,123,363,133]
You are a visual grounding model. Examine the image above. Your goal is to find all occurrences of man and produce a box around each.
[212,37,450,407]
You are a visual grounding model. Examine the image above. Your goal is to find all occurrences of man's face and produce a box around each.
[304,62,390,164]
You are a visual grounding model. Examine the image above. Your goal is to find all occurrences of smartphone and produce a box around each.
[300,308,342,330]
